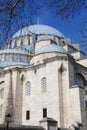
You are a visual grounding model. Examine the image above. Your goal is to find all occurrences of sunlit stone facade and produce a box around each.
[0,25,87,130]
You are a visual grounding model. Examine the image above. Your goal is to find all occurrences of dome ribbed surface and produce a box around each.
[12,25,64,38]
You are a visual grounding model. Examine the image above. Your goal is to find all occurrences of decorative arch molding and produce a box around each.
[59,63,66,73]
[81,73,87,82]
[75,73,87,84]
[20,74,25,81]
[75,73,87,88]
[0,81,5,85]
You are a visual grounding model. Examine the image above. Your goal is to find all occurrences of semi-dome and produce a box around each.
[36,44,67,54]
[12,25,64,38]
[0,49,30,67]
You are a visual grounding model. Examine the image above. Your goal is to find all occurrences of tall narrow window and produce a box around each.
[25,81,31,96]
[41,77,46,93]
[28,37,30,45]
[26,110,30,120]
[21,38,23,46]
[43,108,47,118]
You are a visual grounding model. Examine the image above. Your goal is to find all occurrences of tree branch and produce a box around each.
[10,0,22,18]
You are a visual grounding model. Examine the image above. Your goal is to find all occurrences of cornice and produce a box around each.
[43,55,68,63]
[0,54,72,75]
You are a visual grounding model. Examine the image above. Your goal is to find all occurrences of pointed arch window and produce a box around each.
[21,40,23,46]
[25,81,31,96]
[28,37,30,45]
[41,77,46,93]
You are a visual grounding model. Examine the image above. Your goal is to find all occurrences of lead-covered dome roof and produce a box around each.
[36,44,67,54]
[12,25,64,38]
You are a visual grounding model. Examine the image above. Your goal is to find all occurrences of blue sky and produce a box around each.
[0,0,86,55]
[32,7,87,55]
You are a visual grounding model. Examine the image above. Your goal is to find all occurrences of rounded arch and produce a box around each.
[41,77,47,93]
[20,73,25,81]
[25,81,31,96]
[75,73,87,88]
[0,81,5,85]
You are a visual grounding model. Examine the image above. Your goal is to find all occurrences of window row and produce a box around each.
[0,54,28,63]
[26,108,47,120]
[25,77,47,96]
[6,35,37,49]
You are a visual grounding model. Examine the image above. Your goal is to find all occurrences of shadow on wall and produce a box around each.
[0,125,45,130]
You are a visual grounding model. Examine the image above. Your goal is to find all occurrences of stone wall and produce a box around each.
[0,125,45,130]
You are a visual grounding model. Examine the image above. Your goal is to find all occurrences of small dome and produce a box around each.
[0,49,28,54]
[12,25,64,38]
[36,44,67,54]
[0,49,30,67]
[0,62,29,68]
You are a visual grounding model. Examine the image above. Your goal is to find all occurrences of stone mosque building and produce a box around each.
[0,24,87,130]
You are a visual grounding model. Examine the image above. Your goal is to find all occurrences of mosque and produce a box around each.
[0,24,87,130]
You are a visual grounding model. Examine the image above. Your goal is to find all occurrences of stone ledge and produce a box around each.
[0,125,45,130]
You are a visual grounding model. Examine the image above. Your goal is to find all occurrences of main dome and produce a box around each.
[12,24,64,38]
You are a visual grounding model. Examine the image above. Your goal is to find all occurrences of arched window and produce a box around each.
[0,105,2,118]
[28,37,30,45]
[41,77,46,93]
[25,81,31,96]
[21,38,23,46]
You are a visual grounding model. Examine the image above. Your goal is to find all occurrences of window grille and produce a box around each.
[41,77,46,93]
[25,81,31,96]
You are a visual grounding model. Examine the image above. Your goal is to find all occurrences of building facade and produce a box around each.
[0,25,87,130]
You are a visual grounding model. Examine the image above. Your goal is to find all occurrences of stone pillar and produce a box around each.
[58,63,64,127]
[13,70,23,125]
[39,118,58,130]
[3,70,14,124]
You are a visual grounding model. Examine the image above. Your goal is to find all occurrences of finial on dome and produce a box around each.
[37,17,40,24]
